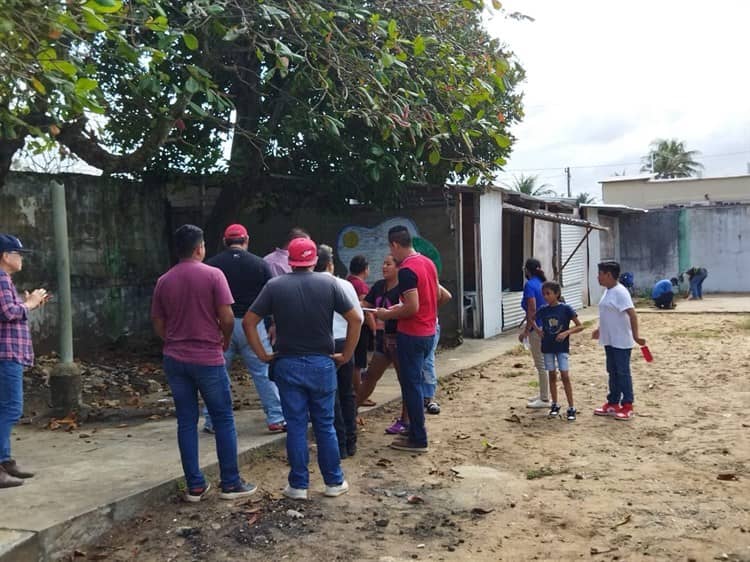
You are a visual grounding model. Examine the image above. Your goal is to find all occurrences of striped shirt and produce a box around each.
[0,271,34,366]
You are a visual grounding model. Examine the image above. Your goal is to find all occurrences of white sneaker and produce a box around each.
[526,398,550,409]
[324,480,350,497]
[528,394,540,402]
[283,484,309,500]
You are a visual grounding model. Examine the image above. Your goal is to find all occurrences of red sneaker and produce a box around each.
[594,402,618,416]
[615,404,634,421]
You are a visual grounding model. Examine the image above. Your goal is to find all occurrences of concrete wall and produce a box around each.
[0,173,170,352]
[602,174,750,208]
[229,188,463,346]
[617,205,750,293]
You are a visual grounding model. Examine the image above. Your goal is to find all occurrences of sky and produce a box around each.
[485,0,750,201]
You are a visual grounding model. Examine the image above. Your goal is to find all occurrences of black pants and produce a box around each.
[333,339,357,456]
[654,292,674,309]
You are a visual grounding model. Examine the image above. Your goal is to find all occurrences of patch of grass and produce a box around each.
[527,380,539,388]
[736,317,750,331]
[582,319,596,329]
[670,328,723,338]
[526,466,568,480]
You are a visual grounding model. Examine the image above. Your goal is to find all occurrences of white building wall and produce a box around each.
[688,206,750,292]
[479,191,503,337]
[602,175,750,209]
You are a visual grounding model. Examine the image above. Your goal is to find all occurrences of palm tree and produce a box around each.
[509,174,556,197]
[640,139,704,179]
[575,192,596,204]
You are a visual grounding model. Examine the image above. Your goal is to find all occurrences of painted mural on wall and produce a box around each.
[336,217,442,277]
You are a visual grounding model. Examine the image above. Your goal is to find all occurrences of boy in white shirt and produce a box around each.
[591,261,646,420]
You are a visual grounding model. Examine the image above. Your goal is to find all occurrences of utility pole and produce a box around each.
[565,167,571,198]
[49,180,82,418]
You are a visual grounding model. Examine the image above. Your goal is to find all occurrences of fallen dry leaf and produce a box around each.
[407,495,424,504]
[471,507,494,515]
[504,414,522,423]
[375,458,393,468]
[246,513,260,526]
[612,514,632,528]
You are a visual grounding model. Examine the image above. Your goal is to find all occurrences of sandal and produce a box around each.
[360,399,377,407]
[425,401,441,415]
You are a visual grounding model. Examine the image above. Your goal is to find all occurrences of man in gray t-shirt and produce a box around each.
[243,238,361,500]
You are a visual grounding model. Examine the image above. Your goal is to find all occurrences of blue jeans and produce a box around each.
[204,320,283,428]
[689,271,707,298]
[274,355,343,489]
[0,360,24,463]
[543,352,570,372]
[421,324,440,399]
[164,356,242,490]
[397,333,436,447]
[604,346,634,405]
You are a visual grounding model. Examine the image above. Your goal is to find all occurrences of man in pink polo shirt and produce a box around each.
[152,224,256,503]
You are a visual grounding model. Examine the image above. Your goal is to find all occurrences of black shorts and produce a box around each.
[374,330,385,354]
[354,326,372,368]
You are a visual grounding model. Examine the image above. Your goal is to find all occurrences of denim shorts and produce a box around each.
[543,352,569,371]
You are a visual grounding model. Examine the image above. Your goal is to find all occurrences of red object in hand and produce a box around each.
[640,346,653,362]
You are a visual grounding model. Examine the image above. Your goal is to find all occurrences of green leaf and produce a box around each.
[428,149,440,166]
[74,77,98,94]
[387,19,397,38]
[82,10,109,31]
[492,0,503,9]
[30,78,46,95]
[467,174,479,186]
[185,77,200,94]
[370,166,381,182]
[85,0,122,14]
[381,53,395,68]
[493,134,511,148]
[145,16,168,32]
[52,60,78,77]
[183,33,199,51]
[413,35,425,56]
[370,145,384,157]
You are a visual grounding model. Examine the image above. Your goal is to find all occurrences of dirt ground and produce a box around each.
[85,313,750,562]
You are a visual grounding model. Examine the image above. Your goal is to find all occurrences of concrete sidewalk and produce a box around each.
[0,308,598,561]
[638,293,750,314]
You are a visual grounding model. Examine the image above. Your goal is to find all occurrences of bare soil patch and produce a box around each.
[84,314,750,561]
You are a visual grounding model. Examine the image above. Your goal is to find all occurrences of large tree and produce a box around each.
[640,139,704,179]
[2,0,525,245]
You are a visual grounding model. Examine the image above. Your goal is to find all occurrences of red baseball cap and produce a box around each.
[288,237,318,267]
[223,224,248,239]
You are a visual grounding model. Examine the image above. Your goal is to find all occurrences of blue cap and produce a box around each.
[0,234,32,254]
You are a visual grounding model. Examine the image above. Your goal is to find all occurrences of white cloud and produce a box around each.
[487,0,750,199]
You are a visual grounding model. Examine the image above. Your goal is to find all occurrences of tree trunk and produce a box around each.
[0,138,24,189]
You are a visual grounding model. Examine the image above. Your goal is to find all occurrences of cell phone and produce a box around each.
[362,307,377,313]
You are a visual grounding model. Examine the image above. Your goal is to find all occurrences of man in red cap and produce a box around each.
[243,237,362,500]
[202,224,285,433]
[0,234,49,488]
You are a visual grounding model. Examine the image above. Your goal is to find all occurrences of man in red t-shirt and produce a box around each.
[375,226,437,453]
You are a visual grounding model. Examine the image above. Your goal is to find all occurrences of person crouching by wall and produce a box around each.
[652,277,679,309]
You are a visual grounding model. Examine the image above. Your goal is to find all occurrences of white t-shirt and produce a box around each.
[598,283,635,349]
[324,272,363,340]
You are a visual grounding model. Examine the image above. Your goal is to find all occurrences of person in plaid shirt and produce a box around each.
[0,234,49,488]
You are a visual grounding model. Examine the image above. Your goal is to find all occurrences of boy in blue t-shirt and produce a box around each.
[534,281,584,421]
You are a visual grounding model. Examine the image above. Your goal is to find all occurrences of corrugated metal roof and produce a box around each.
[503,203,607,230]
